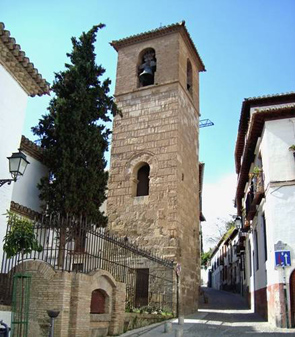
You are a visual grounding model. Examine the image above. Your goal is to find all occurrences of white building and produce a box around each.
[234,92,295,327]
[209,228,240,293]
[10,136,48,216]
[0,23,49,325]
[0,22,49,265]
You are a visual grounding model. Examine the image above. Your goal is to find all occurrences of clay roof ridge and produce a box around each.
[245,91,295,102]
[111,21,185,45]
[0,22,50,96]
[20,135,44,161]
[254,103,295,112]
[10,201,41,219]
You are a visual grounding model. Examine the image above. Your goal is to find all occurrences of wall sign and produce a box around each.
[275,250,291,267]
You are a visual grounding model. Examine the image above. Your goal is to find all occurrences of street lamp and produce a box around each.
[235,216,242,230]
[47,310,60,337]
[0,150,30,187]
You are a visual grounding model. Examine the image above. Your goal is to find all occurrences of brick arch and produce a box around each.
[10,259,56,279]
[89,269,117,288]
[290,269,295,327]
[87,269,117,315]
[125,151,158,179]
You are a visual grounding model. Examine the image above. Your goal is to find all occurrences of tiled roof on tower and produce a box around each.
[110,21,206,72]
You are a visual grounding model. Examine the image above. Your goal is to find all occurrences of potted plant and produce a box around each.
[3,212,42,337]
[289,145,295,158]
[252,166,262,176]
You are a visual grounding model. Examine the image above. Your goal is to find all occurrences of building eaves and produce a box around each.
[235,92,295,174]
[10,201,40,219]
[235,104,295,213]
[20,135,44,162]
[110,21,205,72]
[0,22,50,97]
[224,228,238,245]
[210,232,228,258]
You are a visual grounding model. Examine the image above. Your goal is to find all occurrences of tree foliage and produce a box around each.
[3,212,42,259]
[206,216,236,246]
[201,249,212,268]
[32,24,120,225]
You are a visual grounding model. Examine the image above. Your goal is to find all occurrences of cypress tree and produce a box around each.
[32,24,119,226]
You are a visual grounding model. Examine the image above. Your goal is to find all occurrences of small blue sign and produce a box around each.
[275,250,291,267]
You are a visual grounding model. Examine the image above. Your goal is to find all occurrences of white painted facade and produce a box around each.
[11,152,48,213]
[210,246,223,290]
[0,64,28,265]
[0,22,49,326]
[209,229,241,292]
[235,93,295,327]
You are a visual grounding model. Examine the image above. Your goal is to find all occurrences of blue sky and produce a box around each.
[3,0,295,248]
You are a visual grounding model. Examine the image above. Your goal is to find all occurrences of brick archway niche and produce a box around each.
[15,260,125,337]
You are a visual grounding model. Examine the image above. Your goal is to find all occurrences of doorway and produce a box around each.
[135,268,149,307]
[290,269,295,327]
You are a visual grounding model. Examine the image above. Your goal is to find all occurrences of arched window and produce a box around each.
[90,289,107,314]
[138,48,156,87]
[187,59,192,95]
[136,164,150,196]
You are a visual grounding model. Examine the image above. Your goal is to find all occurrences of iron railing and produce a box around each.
[0,214,175,312]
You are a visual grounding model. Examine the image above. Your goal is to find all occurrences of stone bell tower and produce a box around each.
[107,21,205,314]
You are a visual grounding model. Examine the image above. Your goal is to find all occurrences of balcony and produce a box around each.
[245,170,264,221]
[236,244,245,256]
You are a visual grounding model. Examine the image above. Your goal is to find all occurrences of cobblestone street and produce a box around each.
[121,287,295,337]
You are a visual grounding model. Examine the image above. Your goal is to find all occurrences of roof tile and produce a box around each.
[0,22,50,96]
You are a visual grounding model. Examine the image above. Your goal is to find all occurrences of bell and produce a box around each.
[139,66,154,86]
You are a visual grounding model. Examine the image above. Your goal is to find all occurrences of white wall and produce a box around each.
[11,153,48,213]
[262,118,295,183]
[260,118,295,286]
[0,64,28,265]
[201,266,209,286]
[0,310,11,328]
[252,212,268,291]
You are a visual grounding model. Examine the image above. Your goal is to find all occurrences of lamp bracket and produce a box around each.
[0,179,14,187]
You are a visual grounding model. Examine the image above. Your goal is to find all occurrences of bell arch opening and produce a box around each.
[138,48,156,87]
[187,59,192,95]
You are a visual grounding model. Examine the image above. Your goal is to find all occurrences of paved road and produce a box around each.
[121,287,295,337]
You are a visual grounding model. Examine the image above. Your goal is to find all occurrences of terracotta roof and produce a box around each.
[20,135,44,162]
[0,22,50,96]
[224,228,238,245]
[235,92,295,174]
[235,104,295,213]
[10,201,41,219]
[110,21,205,72]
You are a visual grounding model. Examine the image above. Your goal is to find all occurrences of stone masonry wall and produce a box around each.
[107,83,180,257]
[107,29,202,315]
[176,85,200,314]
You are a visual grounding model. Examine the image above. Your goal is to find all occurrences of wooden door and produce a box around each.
[290,270,295,327]
[135,268,149,307]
